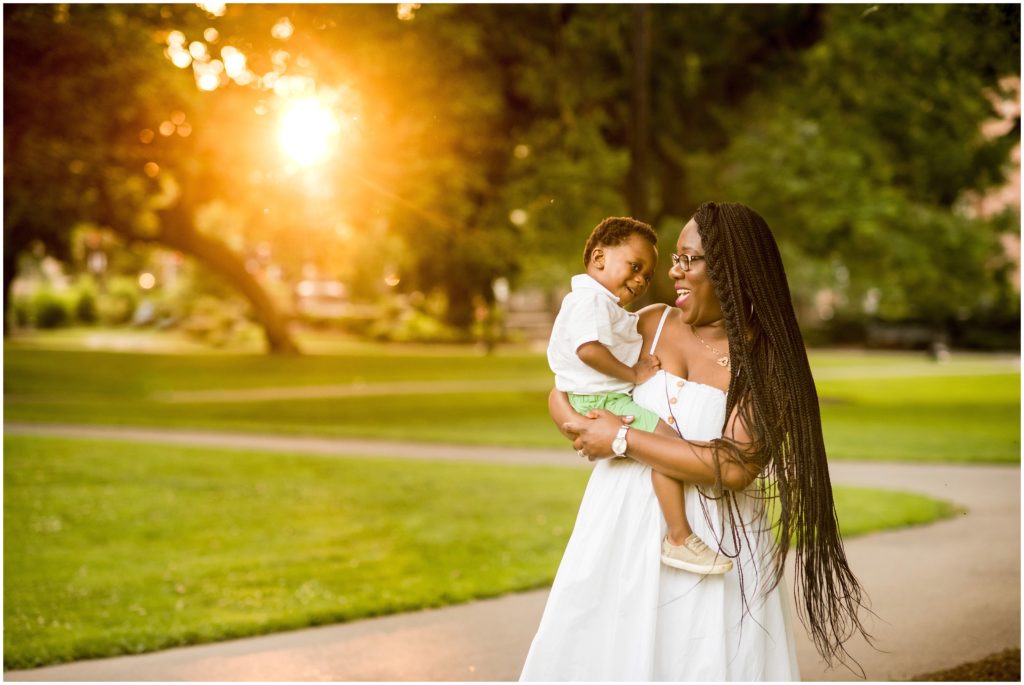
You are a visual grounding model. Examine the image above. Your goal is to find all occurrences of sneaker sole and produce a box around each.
[660,555,733,575]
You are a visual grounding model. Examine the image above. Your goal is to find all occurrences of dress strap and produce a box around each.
[649,306,672,355]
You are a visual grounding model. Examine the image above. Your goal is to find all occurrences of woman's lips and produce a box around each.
[675,288,691,307]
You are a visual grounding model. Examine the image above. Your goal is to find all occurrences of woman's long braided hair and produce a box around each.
[694,201,870,669]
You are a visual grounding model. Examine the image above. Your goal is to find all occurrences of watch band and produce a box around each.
[613,424,630,456]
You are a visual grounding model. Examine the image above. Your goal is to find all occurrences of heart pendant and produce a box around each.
[717,356,730,367]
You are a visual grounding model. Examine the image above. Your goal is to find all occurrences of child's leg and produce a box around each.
[651,419,692,545]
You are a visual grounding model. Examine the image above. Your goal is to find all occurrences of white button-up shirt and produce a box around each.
[547,273,643,394]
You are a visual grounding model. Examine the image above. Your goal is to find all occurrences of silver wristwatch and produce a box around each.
[611,425,630,457]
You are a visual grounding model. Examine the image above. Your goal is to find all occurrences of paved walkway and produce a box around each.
[4,423,1020,681]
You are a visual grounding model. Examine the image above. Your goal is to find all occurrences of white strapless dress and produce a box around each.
[520,362,800,681]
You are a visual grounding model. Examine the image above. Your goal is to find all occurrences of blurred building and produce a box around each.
[966,76,1020,291]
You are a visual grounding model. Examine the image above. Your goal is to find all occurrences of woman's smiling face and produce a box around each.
[670,219,723,326]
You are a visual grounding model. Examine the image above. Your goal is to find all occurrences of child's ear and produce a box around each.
[591,248,605,269]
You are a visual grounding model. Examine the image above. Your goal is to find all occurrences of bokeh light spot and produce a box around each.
[139,129,155,144]
[159,121,176,136]
[139,272,157,289]
[196,2,226,17]
[384,273,401,287]
[271,17,294,40]
[509,209,528,226]
[144,162,160,178]
[397,3,421,21]
[221,46,247,79]
[169,48,192,69]
[196,72,220,91]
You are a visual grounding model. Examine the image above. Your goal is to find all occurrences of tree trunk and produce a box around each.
[628,4,652,222]
[155,203,300,355]
[3,241,18,336]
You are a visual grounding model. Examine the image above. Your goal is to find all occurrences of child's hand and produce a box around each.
[632,354,662,384]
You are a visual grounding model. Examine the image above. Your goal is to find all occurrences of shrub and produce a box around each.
[181,295,245,347]
[71,278,99,324]
[96,276,139,326]
[31,289,71,329]
[369,308,461,343]
[10,293,32,328]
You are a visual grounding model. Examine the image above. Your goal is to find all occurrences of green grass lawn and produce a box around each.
[4,434,956,670]
[4,339,1019,462]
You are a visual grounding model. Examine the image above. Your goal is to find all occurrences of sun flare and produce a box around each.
[277,98,341,167]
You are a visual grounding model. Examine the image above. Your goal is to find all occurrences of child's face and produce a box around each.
[588,234,658,307]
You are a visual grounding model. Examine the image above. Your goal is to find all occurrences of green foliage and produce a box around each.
[3,4,1019,342]
[369,308,460,344]
[10,293,32,328]
[4,5,194,259]
[4,433,955,668]
[714,4,1020,328]
[70,277,98,324]
[95,277,139,326]
[29,289,72,329]
[179,296,251,348]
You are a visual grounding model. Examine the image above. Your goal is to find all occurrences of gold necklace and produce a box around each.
[690,325,730,367]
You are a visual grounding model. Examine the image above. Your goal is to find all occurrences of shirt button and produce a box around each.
[670,397,678,404]
[667,417,675,425]
[676,381,684,388]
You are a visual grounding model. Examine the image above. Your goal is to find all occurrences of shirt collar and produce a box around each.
[571,273,620,303]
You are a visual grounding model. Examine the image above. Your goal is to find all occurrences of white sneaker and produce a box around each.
[661,534,733,574]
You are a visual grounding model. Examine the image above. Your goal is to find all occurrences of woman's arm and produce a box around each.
[548,389,582,440]
[564,404,760,492]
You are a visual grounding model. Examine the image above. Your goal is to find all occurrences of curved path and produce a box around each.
[4,422,1020,681]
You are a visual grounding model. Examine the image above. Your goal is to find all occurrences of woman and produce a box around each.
[520,202,866,681]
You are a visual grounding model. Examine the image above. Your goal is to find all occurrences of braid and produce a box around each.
[694,201,870,671]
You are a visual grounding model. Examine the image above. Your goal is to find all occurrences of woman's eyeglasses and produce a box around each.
[670,253,706,272]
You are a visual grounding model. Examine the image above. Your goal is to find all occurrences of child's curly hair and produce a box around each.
[582,217,658,266]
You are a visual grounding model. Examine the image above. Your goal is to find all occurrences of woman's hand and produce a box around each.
[564,409,631,461]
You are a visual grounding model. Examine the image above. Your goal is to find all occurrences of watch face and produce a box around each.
[612,437,627,455]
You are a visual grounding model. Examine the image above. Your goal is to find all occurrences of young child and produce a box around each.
[547,216,732,575]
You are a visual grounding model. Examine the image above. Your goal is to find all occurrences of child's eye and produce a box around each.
[631,263,640,272]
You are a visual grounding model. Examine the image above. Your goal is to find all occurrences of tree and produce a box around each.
[480,5,827,301]
[4,4,298,351]
[716,4,1020,328]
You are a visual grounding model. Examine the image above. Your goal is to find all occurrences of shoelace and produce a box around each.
[686,536,710,553]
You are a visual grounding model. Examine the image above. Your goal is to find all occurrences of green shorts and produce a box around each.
[567,392,661,433]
